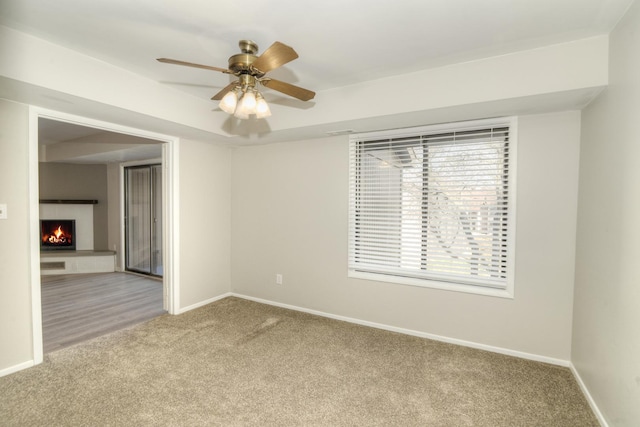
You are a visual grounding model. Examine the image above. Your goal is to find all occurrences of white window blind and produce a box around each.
[348,119,514,292]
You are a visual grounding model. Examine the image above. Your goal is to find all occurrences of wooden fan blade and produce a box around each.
[156,58,231,74]
[211,82,238,100]
[251,42,299,74]
[262,79,315,101]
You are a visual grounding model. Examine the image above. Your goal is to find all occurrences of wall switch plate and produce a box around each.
[0,204,7,219]
[276,274,283,285]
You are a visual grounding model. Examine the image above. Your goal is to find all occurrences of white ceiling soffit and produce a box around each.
[41,142,162,165]
[0,0,634,144]
[38,118,163,165]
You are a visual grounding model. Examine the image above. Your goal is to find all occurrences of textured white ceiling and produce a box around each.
[0,0,634,162]
[0,0,633,100]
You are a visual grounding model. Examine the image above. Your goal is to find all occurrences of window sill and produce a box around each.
[348,270,514,299]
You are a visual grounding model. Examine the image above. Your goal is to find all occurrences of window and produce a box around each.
[348,118,516,297]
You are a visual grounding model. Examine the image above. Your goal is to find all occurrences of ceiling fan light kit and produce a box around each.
[157,40,314,120]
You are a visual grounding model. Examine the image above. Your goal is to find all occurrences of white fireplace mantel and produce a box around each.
[39,202,94,251]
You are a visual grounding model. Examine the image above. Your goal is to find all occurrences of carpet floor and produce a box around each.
[0,297,598,426]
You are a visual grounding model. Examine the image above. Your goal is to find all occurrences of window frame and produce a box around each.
[348,117,517,299]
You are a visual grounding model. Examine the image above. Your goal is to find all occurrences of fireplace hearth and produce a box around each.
[40,219,76,251]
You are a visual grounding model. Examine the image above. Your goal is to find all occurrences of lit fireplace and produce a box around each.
[40,219,76,251]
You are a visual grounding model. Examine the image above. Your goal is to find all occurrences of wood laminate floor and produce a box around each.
[41,272,166,353]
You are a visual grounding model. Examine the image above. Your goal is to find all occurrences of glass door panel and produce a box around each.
[151,165,163,276]
[125,165,162,276]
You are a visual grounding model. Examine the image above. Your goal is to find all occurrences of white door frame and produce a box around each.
[28,107,180,365]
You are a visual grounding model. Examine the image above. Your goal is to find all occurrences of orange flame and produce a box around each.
[43,224,71,244]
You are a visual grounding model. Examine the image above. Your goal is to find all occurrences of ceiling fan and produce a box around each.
[157,40,315,119]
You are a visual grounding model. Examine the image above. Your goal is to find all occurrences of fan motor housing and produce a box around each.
[228,54,258,74]
[228,39,264,76]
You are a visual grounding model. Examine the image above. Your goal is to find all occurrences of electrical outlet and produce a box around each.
[0,204,7,220]
[276,274,283,285]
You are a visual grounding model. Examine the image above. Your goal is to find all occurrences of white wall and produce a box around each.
[573,1,640,425]
[0,99,34,373]
[179,139,232,309]
[230,111,581,361]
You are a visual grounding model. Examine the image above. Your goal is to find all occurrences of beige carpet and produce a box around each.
[0,297,598,426]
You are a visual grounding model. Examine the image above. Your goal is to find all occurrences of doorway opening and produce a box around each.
[29,108,180,362]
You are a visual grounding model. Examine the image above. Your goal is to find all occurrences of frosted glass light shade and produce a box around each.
[219,91,238,114]
[234,92,257,118]
[238,91,256,114]
[255,97,271,118]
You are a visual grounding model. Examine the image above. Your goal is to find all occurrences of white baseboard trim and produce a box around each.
[177,292,233,314]
[0,360,35,378]
[231,293,570,367]
[570,363,608,427]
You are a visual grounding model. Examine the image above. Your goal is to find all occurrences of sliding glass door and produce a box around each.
[125,164,163,276]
